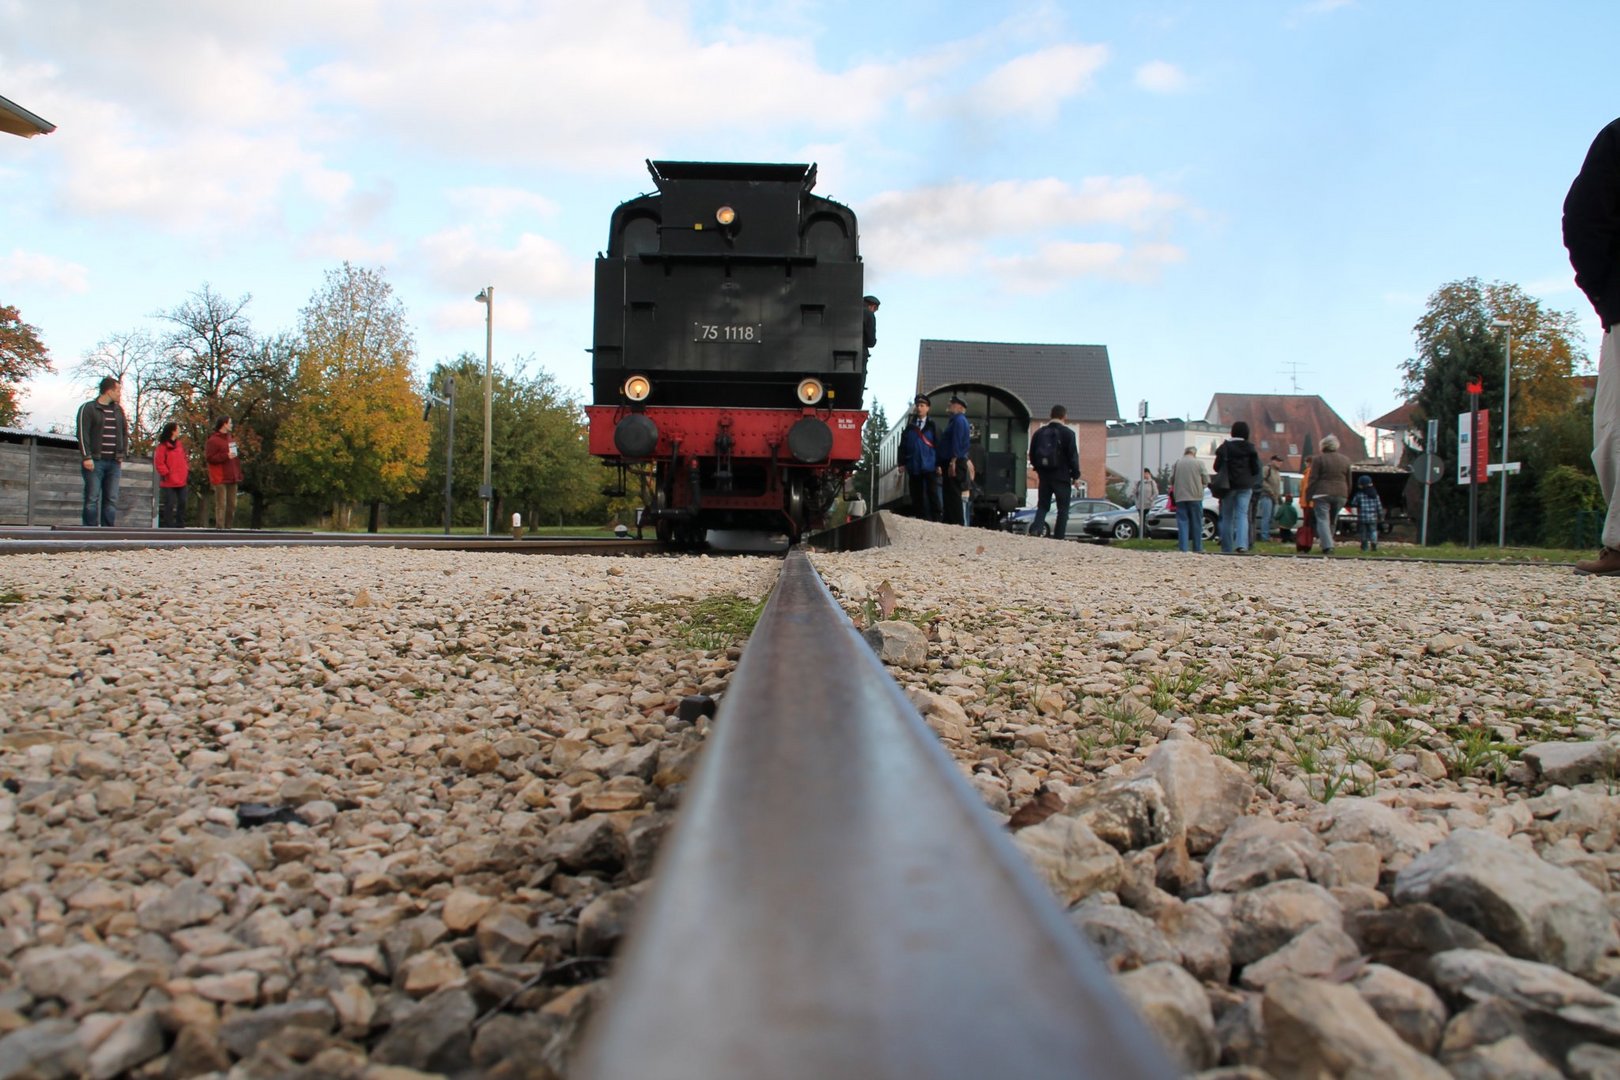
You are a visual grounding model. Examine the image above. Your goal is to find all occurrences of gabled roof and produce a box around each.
[1204,393,1367,460]
[1368,401,1417,430]
[0,94,55,138]
[917,339,1119,422]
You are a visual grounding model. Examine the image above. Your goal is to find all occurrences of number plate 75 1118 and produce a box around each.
[692,323,762,343]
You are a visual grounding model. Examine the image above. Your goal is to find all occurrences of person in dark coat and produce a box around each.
[899,394,942,521]
[75,376,127,527]
[154,421,191,528]
[941,395,972,526]
[862,295,879,363]
[205,416,245,529]
[1213,420,1261,553]
[1564,118,1620,575]
[1029,405,1081,539]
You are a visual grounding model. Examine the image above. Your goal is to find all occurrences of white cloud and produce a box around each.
[860,177,1190,288]
[445,187,561,222]
[971,43,1109,120]
[989,240,1186,292]
[0,249,89,293]
[1134,60,1189,94]
[416,227,591,304]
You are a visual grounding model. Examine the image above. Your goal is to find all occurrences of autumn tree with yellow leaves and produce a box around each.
[277,263,429,527]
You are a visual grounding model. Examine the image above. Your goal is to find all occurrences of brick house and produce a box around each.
[1203,393,1367,470]
[916,340,1119,498]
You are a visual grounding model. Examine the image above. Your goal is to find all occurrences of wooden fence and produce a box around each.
[0,431,157,526]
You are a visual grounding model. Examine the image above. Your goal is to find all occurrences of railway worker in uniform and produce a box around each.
[862,295,880,363]
[899,394,942,521]
[1564,117,1620,575]
[942,395,972,526]
[1030,405,1081,539]
[76,376,128,527]
[1171,446,1209,553]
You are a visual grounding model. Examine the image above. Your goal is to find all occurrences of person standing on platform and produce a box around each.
[1213,421,1261,554]
[1307,434,1352,554]
[1255,455,1282,545]
[941,395,972,526]
[75,376,127,527]
[1171,446,1209,553]
[900,394,942,521]
[1351,475,1384,552]
[205,417,245,529]
[154,421,191,528]
[1029,405,1081,539]
[1564,118,1620,575]
[1134,467,1158,538]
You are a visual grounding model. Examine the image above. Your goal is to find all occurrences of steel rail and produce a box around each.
[574,548,1177,1080]
[0,529,657,556]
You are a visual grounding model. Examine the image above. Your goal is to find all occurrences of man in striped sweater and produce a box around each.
[75,376,128,527]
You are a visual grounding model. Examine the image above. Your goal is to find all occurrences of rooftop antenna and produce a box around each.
[1277,360,1315,394]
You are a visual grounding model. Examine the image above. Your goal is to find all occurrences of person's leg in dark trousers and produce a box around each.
[1053,483,1073,540]
[98,461,120,526]
[944,467,966,527]
[909,472,930,519]
[82,463,100,526]
[1033,475,1054,537]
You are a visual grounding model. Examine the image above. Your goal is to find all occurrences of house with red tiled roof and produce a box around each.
[1203,394,1367,470]
[1368,401,1418,463]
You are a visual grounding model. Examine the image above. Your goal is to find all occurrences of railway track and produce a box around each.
[574,547,1177,1079]
[0,526,658,556]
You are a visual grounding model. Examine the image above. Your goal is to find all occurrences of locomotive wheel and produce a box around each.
[784,475,807,537]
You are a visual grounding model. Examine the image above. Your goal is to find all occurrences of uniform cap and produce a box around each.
[913,394,929,405]
[949,395,967,407]
[863,295,881,306]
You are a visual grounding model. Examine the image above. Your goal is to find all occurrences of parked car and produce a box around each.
[1006,498,1123,536]
[1082,501,1156,541]
[1142,492,1219,543]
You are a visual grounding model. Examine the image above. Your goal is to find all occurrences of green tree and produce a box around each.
[405,353,604,529]
[0,304,52,428]
[851,401,890,505]
[1399,278,1587,544]
[277,263,429,525]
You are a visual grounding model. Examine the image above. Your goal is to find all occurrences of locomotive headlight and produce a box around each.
[623,375,652,402]
[716,205,736,226]
[796,378,825,405]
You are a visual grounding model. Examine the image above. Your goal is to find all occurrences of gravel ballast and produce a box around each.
[3,520,1620,1078]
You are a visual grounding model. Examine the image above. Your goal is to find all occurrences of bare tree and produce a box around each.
[154,284,262,425]
[75,331,164,449]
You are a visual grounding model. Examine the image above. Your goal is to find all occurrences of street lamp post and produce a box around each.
[1491,318,1512,548]
[475,286,494,536]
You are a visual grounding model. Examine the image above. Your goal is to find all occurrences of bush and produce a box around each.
[1539,465,1602,548]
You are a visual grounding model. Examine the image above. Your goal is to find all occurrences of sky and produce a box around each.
[1,0,1612,439]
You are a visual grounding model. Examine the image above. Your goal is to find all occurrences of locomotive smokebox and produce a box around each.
[787,417,833,464]
[614,414,660,459]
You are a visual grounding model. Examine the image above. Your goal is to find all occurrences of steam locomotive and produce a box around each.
[584,161,869,543]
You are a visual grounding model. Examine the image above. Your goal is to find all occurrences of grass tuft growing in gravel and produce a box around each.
[677,594,766,651]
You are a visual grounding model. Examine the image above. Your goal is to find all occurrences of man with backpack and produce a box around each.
[1029,405,1081,540]
[899,394,941,521]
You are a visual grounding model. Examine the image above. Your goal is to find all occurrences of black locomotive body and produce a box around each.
[585,161,869,541]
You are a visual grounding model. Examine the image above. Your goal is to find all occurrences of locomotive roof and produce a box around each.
[647,160,816,191]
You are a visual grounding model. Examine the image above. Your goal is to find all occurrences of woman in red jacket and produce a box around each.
[204,417,244,529]
[154,422,190,528]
